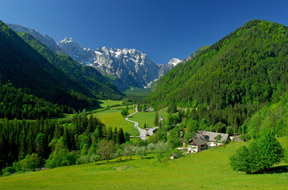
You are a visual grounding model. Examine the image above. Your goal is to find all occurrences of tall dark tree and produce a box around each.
[154,112,159,126]
[106,127,113,141]
[117,128,125,144]
[35,133,46,162]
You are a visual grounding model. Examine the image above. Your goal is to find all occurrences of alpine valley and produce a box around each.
[1,17,288,190]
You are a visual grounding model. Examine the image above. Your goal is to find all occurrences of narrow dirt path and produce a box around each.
[125,108,159,140]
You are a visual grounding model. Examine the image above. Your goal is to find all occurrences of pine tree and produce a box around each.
[117,128,125,144]
[154,112,159,126]
[106,127,113,140]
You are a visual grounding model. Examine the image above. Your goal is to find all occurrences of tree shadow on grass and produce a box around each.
[253,165,288,174]
[264,165,288,174]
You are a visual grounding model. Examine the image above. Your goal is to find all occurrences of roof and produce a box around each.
[198,131,229,142]
[188,133,208,146]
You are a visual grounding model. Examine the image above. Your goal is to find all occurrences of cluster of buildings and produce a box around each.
[178,131,231,153]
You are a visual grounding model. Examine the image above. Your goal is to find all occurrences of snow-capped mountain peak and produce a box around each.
[57,38,174,90]
[8,24,177,91]
[60,37,74,44]
[168,58,182,66]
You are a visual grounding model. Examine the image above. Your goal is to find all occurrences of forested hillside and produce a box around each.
[0,83,69,119]
[0,20,98,110]
[0,115,128,171]
[17,32,123,100]
[147,20,288,134]
[246,93,288,139]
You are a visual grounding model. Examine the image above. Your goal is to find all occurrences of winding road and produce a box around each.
[125,108,159,140]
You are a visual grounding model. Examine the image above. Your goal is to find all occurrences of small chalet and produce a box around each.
[187,133,208,153]
[179,131,230,153]
[198,131,230,147]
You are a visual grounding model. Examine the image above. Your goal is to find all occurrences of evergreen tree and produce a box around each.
[154,112,159,126]
[106,127,113,141]
[35,133,46,164]
[117,128,125,144]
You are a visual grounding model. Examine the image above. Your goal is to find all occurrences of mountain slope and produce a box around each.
[147,20,288,129]
[0,21,98,109]
[58,38,175,91]
[148,20,288,106]
[246,93,288,139]
[16,32,123,100]
[8,24,63,53]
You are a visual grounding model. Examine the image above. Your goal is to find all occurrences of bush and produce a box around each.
[230,132,284,174]
[1,166,16,176]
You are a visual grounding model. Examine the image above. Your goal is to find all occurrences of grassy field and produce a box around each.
[98,99,123,108]
[129,109,169,128]
[92,108,138,136]
[124,87,152,96]
[53,100,138,136]
[1,138,288,190]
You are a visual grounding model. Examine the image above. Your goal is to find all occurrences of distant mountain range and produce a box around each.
[9,24,181,91]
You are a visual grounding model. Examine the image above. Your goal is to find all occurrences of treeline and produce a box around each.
[0,83,70,119]
[0,114,128,174]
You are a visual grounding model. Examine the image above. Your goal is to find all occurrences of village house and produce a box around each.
[178,131,230,153]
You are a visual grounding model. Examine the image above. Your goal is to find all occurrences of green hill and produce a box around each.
[147,20,288,132]
[0,139,287,190]
[0,20,99,110]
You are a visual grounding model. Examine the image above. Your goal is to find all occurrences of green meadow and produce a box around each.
[53,100,138,136]
[92,108,137,136]
[98,99,123,108]
[129,109,168,128]
[1,138,288,190]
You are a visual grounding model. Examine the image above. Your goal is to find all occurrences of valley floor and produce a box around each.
[1,139,288,190]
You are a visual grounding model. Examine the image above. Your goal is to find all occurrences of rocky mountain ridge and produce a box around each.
[9,24,181,91]
[58,38,181,90]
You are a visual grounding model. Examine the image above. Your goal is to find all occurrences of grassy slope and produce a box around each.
[1,138,288,190]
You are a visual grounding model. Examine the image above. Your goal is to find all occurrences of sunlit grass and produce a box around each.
[1,138,288,190]
[129,109,168,128]
[92,108,138,136]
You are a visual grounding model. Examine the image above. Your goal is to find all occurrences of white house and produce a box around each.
[178,131,230,153]
[197,131,230,147]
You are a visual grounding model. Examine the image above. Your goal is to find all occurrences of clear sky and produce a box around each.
[1,0,288,64]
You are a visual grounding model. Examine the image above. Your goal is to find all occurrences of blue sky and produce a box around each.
[1,0,288,64]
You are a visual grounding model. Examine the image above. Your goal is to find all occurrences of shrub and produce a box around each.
[230,132,284,174]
